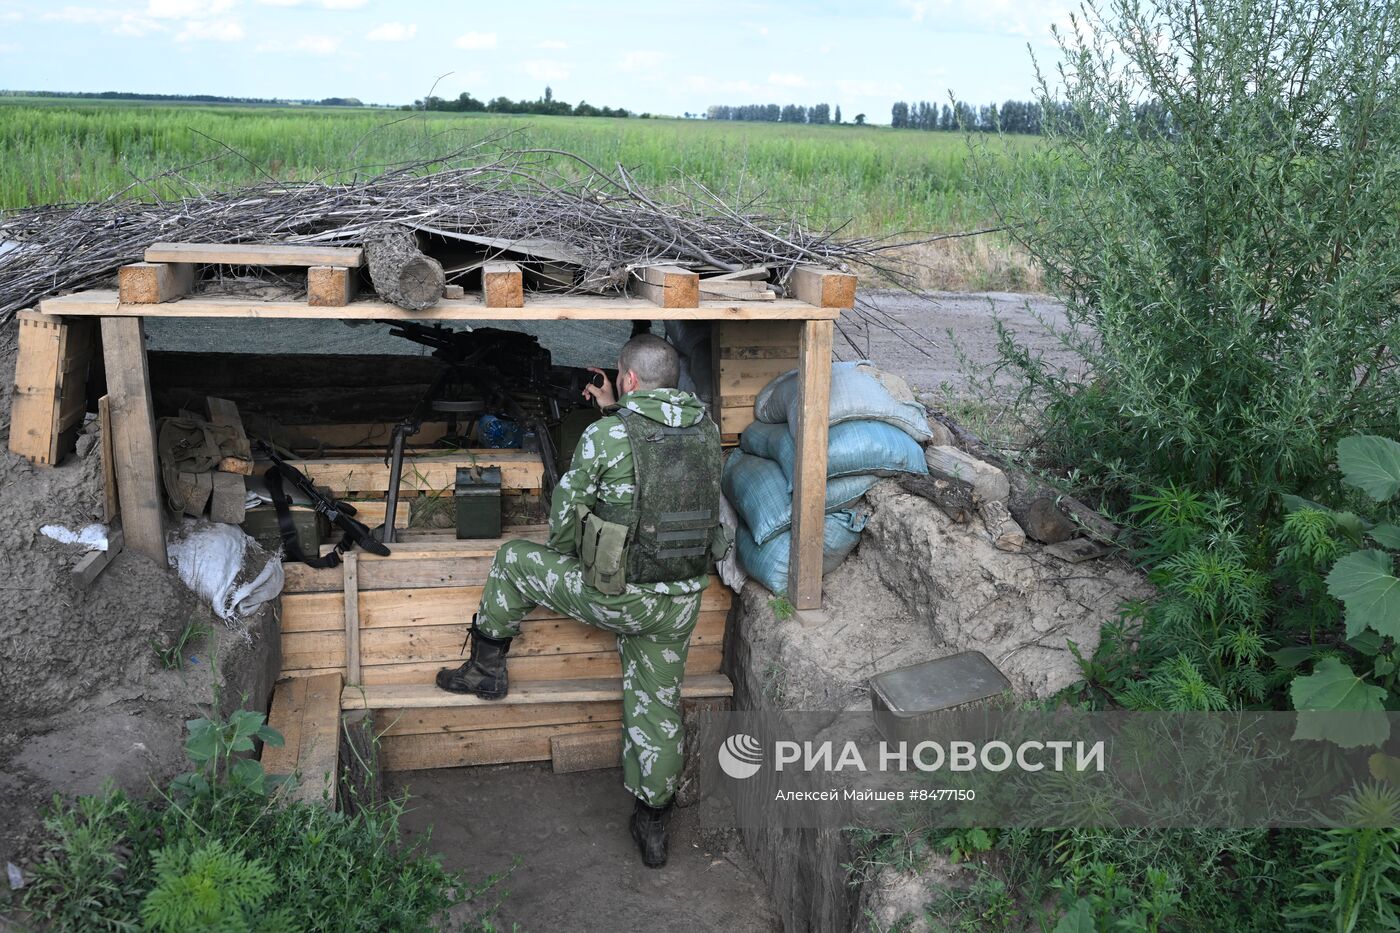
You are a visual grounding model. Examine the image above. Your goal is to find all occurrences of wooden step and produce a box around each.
[262,672,342,807]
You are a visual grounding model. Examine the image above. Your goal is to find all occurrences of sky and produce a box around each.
[0,0,1074,123]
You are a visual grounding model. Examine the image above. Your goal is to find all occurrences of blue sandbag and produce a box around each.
[741,419,927,489]
[737,510,868,597]
[753,360,932,442]
[722,451,877,545]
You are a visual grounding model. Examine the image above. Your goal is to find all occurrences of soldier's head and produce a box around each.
[617,334,680,395]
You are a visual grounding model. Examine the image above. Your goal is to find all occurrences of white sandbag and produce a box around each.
[716,491,748,591]
[166,518,284,622]
[753,360,932,441]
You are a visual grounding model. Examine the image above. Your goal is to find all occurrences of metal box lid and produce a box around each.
[869,650,1010,719]
[455,465,502,493]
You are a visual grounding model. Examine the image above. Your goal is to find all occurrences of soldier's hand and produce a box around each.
[583,368,616,408]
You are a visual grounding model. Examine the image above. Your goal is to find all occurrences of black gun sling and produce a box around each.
[263,463,358,569]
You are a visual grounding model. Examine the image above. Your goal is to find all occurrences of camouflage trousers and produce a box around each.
[475,540,703,805]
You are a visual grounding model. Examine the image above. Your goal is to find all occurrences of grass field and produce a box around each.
[0,97,1040,289]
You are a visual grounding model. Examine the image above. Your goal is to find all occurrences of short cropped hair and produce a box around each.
[618,334,680,391]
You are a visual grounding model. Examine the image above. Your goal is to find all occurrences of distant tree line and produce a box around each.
[404,86,635,118]
[891,99,1046,133]
[705,103,852,124]
[0,89,369,106]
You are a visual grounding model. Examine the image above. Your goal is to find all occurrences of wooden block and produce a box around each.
[380,720,615,771]
[205,395,252,466]
[788,319,833,611]
[483,262,524,308]
[551,730,623,773]
[100,317,165,563]
[209,471,247,524]
[173,470,214,517]
[441,284,466,300]
[98,396,118,522]
[9,311,93,467]
[71,526,123,588]
[924,446,1010,504]
[343,552,361,685]
[262,673,344,807]
[307,266,358,307]
[633,265,699,308]
[789,266,856,308]
[146,242,364,268]
[118,262,193,304]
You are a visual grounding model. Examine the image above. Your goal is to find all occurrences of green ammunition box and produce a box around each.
[241,503,327,556]
[869,651,1011,744]
[456,466,503,539]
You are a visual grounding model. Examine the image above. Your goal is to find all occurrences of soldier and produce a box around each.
[436,334,726,868]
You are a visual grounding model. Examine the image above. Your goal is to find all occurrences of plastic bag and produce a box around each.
[167,519,284,622]
[736,508,868,597]
[740,419,928,488]
[753,360,932,442]
[721,451,877,545]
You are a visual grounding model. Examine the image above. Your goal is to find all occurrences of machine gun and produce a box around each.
[256,439,391,566]
[377,322,605,542]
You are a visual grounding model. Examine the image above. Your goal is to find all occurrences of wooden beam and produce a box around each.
[790,266,857,309]
[261,451,543,494]
[306,266,358,307]
[71,526,124,588]
[633,266,700,308]
[343,552,361,685]
[118,262,193,304]
[145,242,363,267]
[788,319,833,611]
[551,730,623,773]
[8,311,93,467]
[98,395,118,522]
[482,261,524,308]
[100,317,166,564]
[342,672,734,711]
[262,673,344,807]
[40,290,843,321]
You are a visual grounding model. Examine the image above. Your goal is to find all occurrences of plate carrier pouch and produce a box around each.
[580,406,724,595]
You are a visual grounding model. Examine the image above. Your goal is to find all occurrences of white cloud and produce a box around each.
[255,0,303,5]
[0,11,23,21]
[768,72,808,88]
[115,14,164,36]
[454,31,496,50]
[147,0,235,17]
[618,50,664,72]
[258,35,341,54]
[366,21,415,41]
[537,39,568,49]
[522,59,568,81]
[42,6,166,36]
[319,0,366,8]
[176,18,244,40]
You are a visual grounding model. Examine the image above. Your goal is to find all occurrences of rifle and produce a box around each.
[255,439,390,566]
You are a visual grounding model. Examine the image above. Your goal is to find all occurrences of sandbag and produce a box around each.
[754,360,932,442]
[741,419,928,488]
[736,509,868,597]
[721,451,877,545]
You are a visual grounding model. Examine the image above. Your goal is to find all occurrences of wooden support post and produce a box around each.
[118,262,193,304]
[789,266,856,309]
[634,265,699,308]
[483,261,524,308]
[343,552,361,685]
[100,317,166,564]
[98,395,118,522]
[306,266,358,307]
[787,319,832,611]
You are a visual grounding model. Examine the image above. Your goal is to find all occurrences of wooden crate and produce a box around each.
[8,311,94,466]
[713,319,800,441]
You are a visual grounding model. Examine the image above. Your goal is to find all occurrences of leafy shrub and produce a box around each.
[19,710,505,932]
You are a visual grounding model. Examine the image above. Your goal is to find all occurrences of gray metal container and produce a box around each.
[869,650,1011,744]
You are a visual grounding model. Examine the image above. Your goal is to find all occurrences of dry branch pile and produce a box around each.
[0,142,931,338]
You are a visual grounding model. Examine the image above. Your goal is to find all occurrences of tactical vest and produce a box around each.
[586,406,723,590]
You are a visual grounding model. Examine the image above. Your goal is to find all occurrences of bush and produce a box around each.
[977,0,1400,516]
[17,710,508,932]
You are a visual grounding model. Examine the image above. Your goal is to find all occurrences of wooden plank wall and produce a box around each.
[713,320,801,441]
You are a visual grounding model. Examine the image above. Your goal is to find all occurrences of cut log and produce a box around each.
[980,500,1026,552]
[924,446,1010,504]
[365,229,445,311]
[897,473,976,523]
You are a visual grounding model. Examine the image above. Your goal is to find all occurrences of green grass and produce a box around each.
[0,99,1028,237]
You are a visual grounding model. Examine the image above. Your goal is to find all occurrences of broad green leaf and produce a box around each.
[1290,658,1390,748]
[184,720,218,762]
[1269,646,1321,669]
[256,725,285,748]
[231,757,266,794]
[1370,753,1400,783]
[1337,435,1400,501]
[1282,493,1329,514]
[1326,549,1400,639]
[230,709,265,739]
[1053,898,1096,933]
[1370,523,1400,549]
[1347,629,1385,656]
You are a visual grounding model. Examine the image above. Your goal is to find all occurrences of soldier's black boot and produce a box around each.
[435,617,511,699]
[630,797,672,868]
